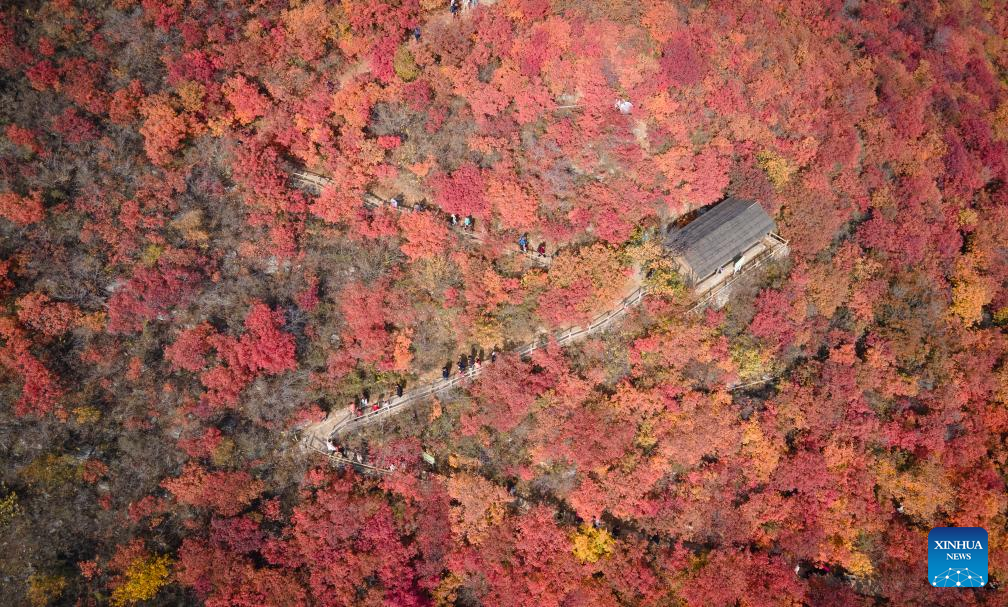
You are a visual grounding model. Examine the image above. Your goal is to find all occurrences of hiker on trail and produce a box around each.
[473,356,482,372]
[413,27,421,41]
[490,347,498,363]
[537,242,546,257]
[450,213,458,226]
[450,0,459,17]
[458,354,468,373]
[390,197,399,209]
[518,233,528,252]
[413,202,422,212]
[467,354,475,372]
[462,215,472,230]
[442,365,450,379]
[360,394,369,408]
[396,383,404,397]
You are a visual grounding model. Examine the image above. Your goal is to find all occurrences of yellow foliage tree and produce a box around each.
[174,80,205,114]
[407,255,457,299]
[757,150,796,190]
[629,240,685,299]
[469,314,504,350]
[739,420,781,484]
[394,46,420,82]
[634,419,657,451]
[994,306,1008,328]
[804,258,851,318]
[211,437,237,468]
[0,488,21,526]
[730,337,777,383]
[846,550,875,578]
[993,100,1008,142]
[431,573,462,607]
[949,252,993,325]
[27,573,67,607]
[19,454,81,488]
[875,458,954,522]
[171,209,210,247]
[428,398,443,422]
[73,406,102,424]
[110,555,172,607]
[571,525,614,564]
[950,277,991,325]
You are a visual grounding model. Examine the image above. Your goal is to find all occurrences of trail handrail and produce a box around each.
[305,434,395,474]
[321,284,651,440]
[322,268,767,440]
[687,239,788,314]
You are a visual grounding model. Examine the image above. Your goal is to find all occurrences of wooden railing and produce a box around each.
[307,283,651,443]
[686,237,789,314]
[303,433,401,473]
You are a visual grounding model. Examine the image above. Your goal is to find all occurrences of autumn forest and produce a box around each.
[1,0,1007,605]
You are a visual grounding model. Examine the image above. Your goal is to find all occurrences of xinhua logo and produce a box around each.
[928,527,988,588]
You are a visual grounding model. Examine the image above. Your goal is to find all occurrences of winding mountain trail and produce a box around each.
[288,169,850,594]
[288,169,779,459]
[299,282,648,456]
[290,168,596,450]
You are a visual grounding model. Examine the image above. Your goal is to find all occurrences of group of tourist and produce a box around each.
[323,439,399,473]
[387,196,477,231]
[352,383,405,417]
[517,233,547,257]
[449,0,479,17]
[385,195,547,259]
[350,347,500,420]
[449,213,476,230]
[444,347,498,379]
